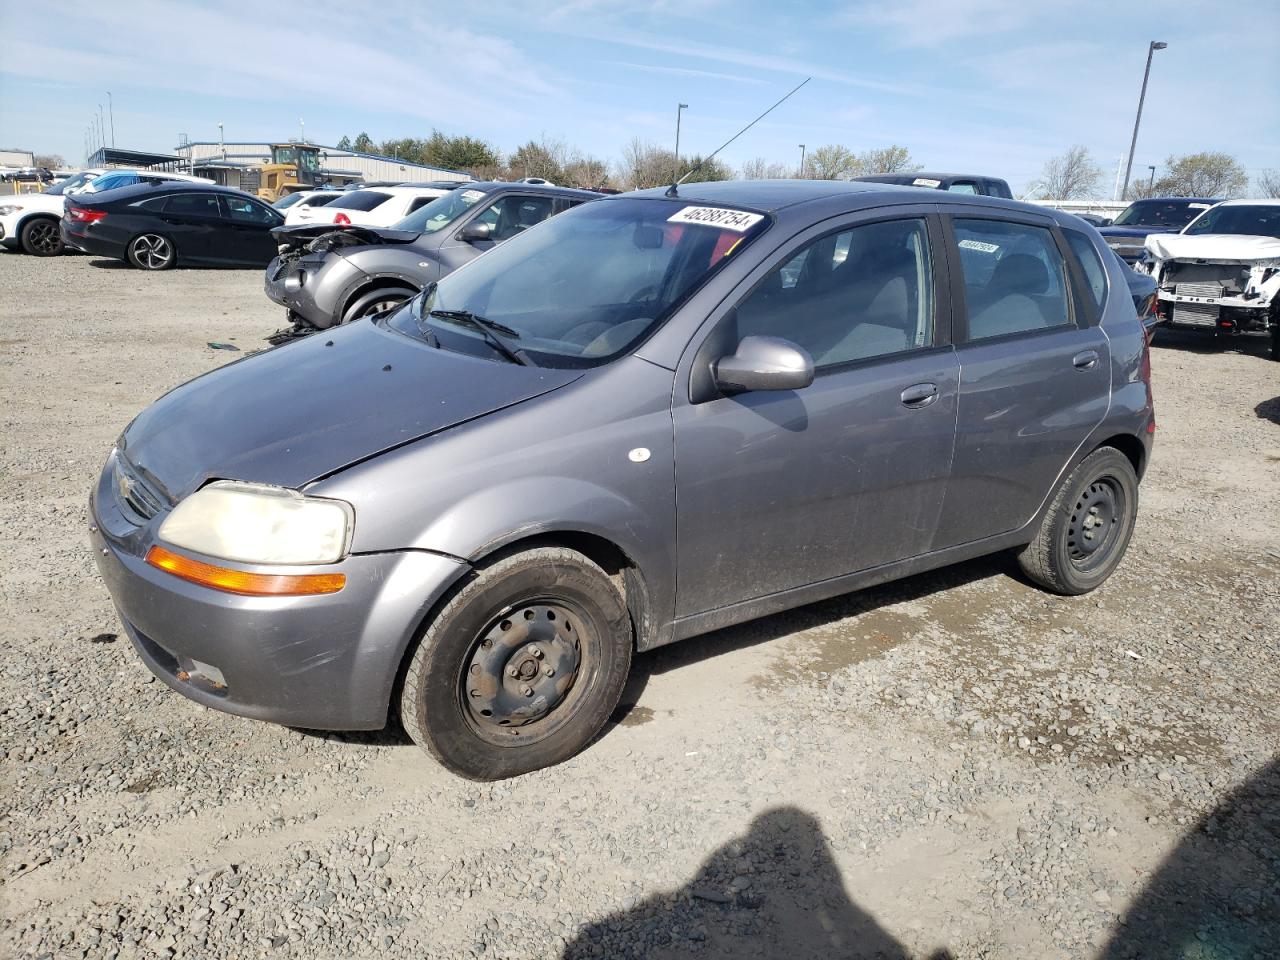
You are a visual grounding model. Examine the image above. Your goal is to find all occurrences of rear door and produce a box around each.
[157,193,223,262]
[218,194,284,265]
[933,209,1110,548]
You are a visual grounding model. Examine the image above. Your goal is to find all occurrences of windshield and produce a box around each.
[1183,204,1280,239]
[1113,200,1211,228]
[393,186,489,233]
[330,190,390,212]
[273,192,307,209]
[45,171,99,196]
[387,197,769,367]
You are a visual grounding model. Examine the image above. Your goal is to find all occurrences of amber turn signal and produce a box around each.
[145,545,346,597]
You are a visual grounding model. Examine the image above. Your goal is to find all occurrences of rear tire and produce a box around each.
[127,233,175,270]
[1017,446,1138,595]
[399,547,632,780]
[19,217,63,256]
[340,286,417,325]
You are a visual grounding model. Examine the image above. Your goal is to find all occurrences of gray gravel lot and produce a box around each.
[1,250,1277,959]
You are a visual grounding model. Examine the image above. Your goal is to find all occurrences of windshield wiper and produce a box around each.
[428,309,530,366]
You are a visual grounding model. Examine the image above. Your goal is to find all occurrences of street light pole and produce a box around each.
[674,103,688,181]
[106,91,115,146]
[1147,165,1156,191]
[218,122,225,161]
[299,118,305,144]
[798,144,806,177]
[1121,40,1167,202]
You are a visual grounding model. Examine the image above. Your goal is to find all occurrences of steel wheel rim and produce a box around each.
[28,220,60,253]
[134,235,172,269]
[1067,477,1124,570]
[459,599,588,746]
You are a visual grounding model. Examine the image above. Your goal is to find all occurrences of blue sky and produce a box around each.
[1,0,1276,196]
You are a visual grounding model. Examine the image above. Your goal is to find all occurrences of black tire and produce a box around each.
[399,547,632,780]
[1017,446,1139,596]
[340,286,417,325]
[19,216,63,256]
[126,233,175,271]
[1269,319,1280,362]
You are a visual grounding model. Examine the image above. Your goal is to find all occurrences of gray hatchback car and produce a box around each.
[91,180,1154,780]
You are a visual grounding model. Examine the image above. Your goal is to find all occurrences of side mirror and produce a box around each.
[459,221,493,243]
[713,335,814,394]
[1100,218,1113,227]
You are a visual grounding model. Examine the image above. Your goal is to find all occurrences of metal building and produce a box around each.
[174,141,471,189]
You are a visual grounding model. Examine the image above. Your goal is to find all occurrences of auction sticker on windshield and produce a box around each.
[667,206,764,232]
[913,177,943,188]
[461,190,486,201]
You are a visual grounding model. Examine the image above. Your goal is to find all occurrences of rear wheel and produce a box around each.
[1017,446,1138,595]
[399,547,632,780]
[340,286,417,325]
[19,217,63,256]
[127,233,175,270]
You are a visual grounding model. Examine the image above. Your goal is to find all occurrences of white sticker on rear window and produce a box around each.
[1188,202,1211,209]
[667,206,764,232]
[912,177,942,188]
[461,189,485,201]
[958,239,1000,254]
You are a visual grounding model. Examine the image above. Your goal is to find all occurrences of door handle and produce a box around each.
[1072,350,1099,370]
[900,382,939,408]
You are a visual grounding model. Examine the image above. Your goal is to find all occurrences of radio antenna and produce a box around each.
[665,76,811,198]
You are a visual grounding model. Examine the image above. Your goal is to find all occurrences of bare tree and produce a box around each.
[34,153,65,169]
[1153,152,1248,198]
[1034,146,1103,200]
[620,138,676,190]
[561,153,611,190]
[1256,169,1280,199]
[740,157,791,180]
[854,145,918,176]
[803,144,857,180]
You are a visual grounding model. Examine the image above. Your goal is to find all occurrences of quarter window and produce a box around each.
[733,218,935,368]
[954,219,1072,341]
[1063,229,1108,312]
[222,195,277,223]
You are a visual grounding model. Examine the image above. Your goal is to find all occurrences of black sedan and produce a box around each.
[61,183,284,270]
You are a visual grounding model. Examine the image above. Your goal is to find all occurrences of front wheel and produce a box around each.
[1017,446,1139,595]
[399,547,633,780]
[340,286,417,325]
[127,233,175,270]
[20,217,63,256]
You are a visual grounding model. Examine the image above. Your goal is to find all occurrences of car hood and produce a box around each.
[1098,226,1168,240]
[119,318,584,501]
[1145,233,1280,263]
[271,222,421,253]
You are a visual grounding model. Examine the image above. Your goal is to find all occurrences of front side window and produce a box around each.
[1063,229,1108,312]
[223,195,279,224]
[1182,204,1280,239]
[477,195,555,241]
[955,218,1072,340]
[388,198,768,367]
[163,194,221,217]
[731,218,935,368]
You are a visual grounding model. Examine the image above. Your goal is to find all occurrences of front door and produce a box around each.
[218,194,283,266]
[438,194,556,273]
[672,212,960,618]
[933,213,1110,548]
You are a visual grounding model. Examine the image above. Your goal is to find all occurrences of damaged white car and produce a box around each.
[1140,199,1280,360]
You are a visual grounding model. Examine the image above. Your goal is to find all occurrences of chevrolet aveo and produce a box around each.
[91,181,1154,780]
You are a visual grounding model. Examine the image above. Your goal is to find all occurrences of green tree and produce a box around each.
[508,138,567,182]
[1154,152,1248,198]
[421,131,501,171]
[335,135,352,151]
[803,144,857,180]
[352,132,375,154]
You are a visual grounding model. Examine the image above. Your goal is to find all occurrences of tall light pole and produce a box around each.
[299,118,305,143]
[1147,165,1156,191]
[218,122,225,161]
[798,144,806,177]
[106,91,115,146]
[673,103,688,181]
[1121,41,1167,201]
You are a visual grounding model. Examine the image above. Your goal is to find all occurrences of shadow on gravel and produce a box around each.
[1098,757,1280,960]
[1150,326,1272,360]
[561,806,950,960]
[608,552,1013,727]
[87,257,132,269]
[1255,396,1280,425]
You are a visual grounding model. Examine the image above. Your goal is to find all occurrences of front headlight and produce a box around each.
[0,205,23,215]
[158,481,353,565]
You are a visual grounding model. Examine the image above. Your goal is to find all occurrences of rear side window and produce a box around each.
[947,181,979,194]
[954,219,1072,341]
[984,179,1013,199]
[1063,229,1108,312]
[334,190,391,212]
[163,194,221,217]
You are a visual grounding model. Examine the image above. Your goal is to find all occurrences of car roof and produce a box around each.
[1128,196,1220,203]
[74,181,252,202]
[1213,198,1280,207]
[460,181,604,200]
[853,172,1006,183]
[626,178,1042,216]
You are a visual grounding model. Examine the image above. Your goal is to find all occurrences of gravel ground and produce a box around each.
[1,251,1277,960]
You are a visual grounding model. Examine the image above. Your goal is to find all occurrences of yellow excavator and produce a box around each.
[255,143,323,202]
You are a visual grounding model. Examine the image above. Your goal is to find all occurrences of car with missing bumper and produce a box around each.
[1140,199,1280,359]
[264,182,600,336]
[92,180,1154,780]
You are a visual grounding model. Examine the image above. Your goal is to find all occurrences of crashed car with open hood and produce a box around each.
[1140,199,1280,359]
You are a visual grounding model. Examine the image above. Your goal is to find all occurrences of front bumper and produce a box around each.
[90,460,468,730]
[1156,291,1274,332]
[0,213,19,248]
